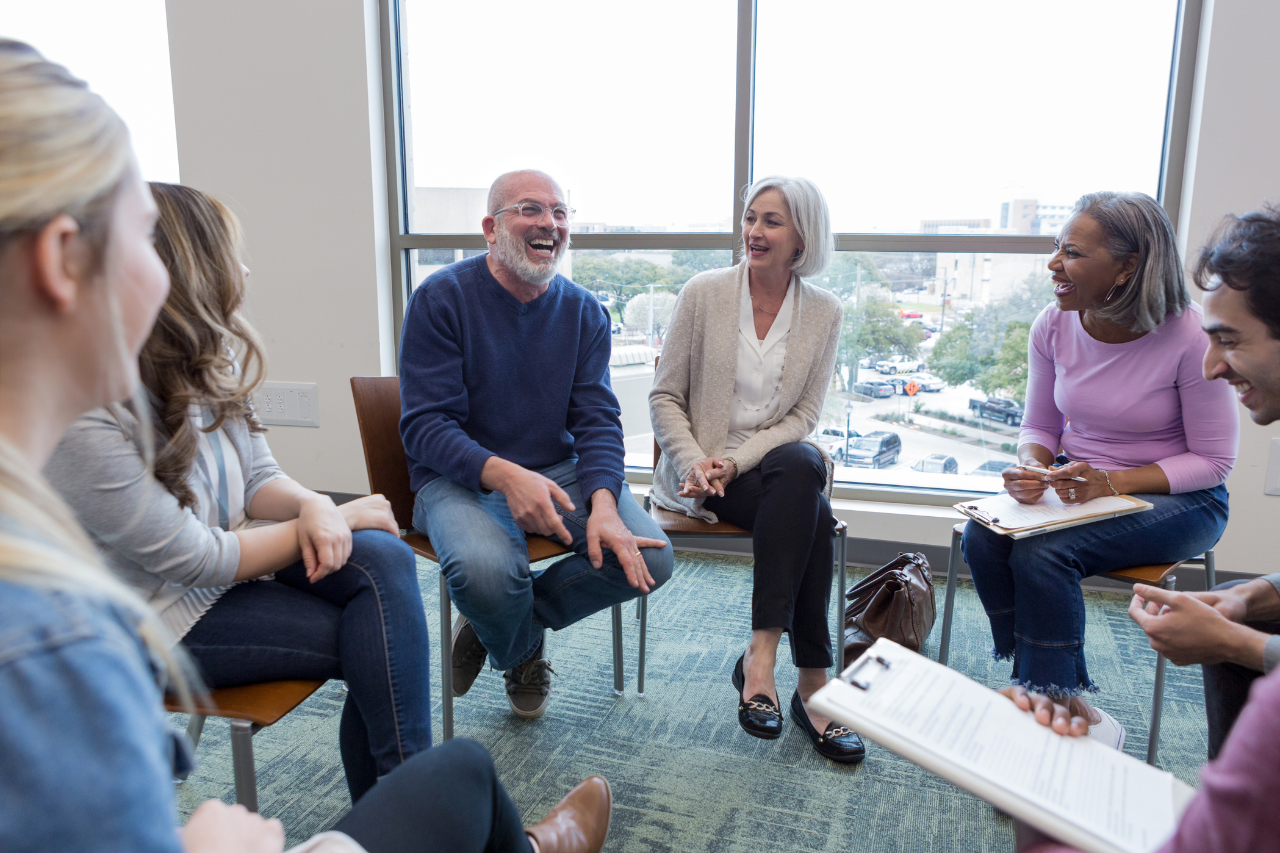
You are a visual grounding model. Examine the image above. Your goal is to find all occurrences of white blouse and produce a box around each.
[725,276,793,452]
[157,407,246,641]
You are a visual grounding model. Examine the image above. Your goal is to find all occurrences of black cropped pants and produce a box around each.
[704,442,836,668]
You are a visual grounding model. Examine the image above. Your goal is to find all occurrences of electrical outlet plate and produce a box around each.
[255,382,319,427]
[1267,437,1280,496]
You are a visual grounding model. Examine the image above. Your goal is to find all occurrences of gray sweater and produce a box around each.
[43,406,285,611]
[649,261,843,522]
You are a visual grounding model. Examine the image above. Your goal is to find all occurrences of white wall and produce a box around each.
[165,0,1280,573]
[1175,0,1280,575]
[166,0,394,494]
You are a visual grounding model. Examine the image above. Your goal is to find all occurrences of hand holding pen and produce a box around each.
[1040,461,1114,504]
[1003,460,1094,505]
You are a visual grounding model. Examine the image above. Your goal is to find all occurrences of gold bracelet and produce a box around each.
[1102,470,1119,496]
[723,456,739,476]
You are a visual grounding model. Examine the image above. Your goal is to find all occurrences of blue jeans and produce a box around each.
[183,529,432,802]
[413,458,673,671]
[962,485,1228,697]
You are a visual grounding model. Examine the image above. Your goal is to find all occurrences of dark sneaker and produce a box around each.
[504,642,555,719]
[451,615,488,697]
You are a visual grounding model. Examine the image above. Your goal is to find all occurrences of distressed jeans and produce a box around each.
[413,458,673,671]
[962,485,1228,696]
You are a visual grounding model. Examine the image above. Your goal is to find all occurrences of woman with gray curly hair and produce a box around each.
[962,191,1239,750]
[649,176,862,763]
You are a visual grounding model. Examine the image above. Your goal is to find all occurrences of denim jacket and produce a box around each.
[0,579,190,852]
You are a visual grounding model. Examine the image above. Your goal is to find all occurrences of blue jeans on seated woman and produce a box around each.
[181,529,432,803]
[413,457,673,672]
[961,484,1228,697]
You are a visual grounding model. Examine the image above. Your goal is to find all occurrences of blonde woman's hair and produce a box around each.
[0,40,193,705]
[144,182,268,510]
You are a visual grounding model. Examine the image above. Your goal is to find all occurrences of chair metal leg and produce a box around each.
[186,713,206,750]
[439,573,454,741]
[637,595,648,697]
[1204,549,1216,591]
[1147,573,1176,765]
[611,603,624,697]
[229,719,258,812]
[835,524,848,674]
[938,525,964,666]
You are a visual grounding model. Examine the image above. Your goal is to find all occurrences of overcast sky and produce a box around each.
[406,0,1178,232]
[1,0,1177,234]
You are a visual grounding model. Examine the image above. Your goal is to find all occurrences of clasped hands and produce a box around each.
[678,457,737,499]
[1003,460,1108,506]
[483,458,666,594]
[296,493,399,583]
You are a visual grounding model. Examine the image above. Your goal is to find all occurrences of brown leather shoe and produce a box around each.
[525,776,612,853]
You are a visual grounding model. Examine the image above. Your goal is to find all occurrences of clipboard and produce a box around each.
[955,491,1152,539]
[810,639,1194,853]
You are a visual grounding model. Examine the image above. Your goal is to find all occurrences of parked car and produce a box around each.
[910,372,946,391]
[911,454,958,474]
[813,427,860,462]
[889,373,944,394]
[886,376,913,394]
[610,322,623,335]
[853,379,895,398]
[969,395,1025,425]
[596,290,614,306]
[876,354,923,374]
[857,353,880,369]
[969,459,1016,477]
[846,431,902,469]
[899,310,923,319]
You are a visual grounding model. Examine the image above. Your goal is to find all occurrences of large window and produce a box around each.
[754,1,1178,234]
[400,0,737,234]
[0,0,180,183]
[387,0,1189,495]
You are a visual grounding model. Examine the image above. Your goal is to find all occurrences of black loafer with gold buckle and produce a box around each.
[790,690,866,764]
[731,654,783,739]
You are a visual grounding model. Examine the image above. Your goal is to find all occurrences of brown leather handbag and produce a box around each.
[842,552,936,663]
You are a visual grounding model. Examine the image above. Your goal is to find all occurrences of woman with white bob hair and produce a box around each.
[649,176,861,763]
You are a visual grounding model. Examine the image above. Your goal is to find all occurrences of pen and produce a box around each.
[1018,464,1087,482]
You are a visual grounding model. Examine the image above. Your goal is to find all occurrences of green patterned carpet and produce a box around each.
[173,552,1211,851]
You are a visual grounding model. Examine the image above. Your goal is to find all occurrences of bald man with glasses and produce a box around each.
[399,169,671,721]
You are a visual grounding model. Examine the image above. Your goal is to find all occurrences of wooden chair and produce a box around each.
[166,679,325,811]
[643,368,851,672]
[937,520,1217,764]
[349,376,647,741]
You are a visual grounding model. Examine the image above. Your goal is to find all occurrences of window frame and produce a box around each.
[377,0,1205,504]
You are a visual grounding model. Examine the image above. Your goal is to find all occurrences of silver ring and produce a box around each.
[1068,488,1077,500]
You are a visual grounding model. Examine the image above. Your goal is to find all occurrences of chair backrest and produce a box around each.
[350,376,415,531]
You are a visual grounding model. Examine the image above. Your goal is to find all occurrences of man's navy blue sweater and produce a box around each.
[398,253,625,501]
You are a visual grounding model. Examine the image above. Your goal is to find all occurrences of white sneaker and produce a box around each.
[1087,707,1126,751]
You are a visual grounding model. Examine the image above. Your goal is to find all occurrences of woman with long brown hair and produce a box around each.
[43,179,435,803]
[2,38,611,853]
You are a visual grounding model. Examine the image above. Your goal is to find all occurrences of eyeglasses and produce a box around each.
[493,201,576,225]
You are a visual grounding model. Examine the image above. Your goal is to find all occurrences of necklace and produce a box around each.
[751,297,781,316]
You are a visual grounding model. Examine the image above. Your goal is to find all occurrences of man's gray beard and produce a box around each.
[494,223,567,286]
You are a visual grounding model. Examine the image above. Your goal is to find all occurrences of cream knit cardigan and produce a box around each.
[648,260,844,523]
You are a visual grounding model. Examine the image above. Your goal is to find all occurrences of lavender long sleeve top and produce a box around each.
[1019,303,1238,493]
